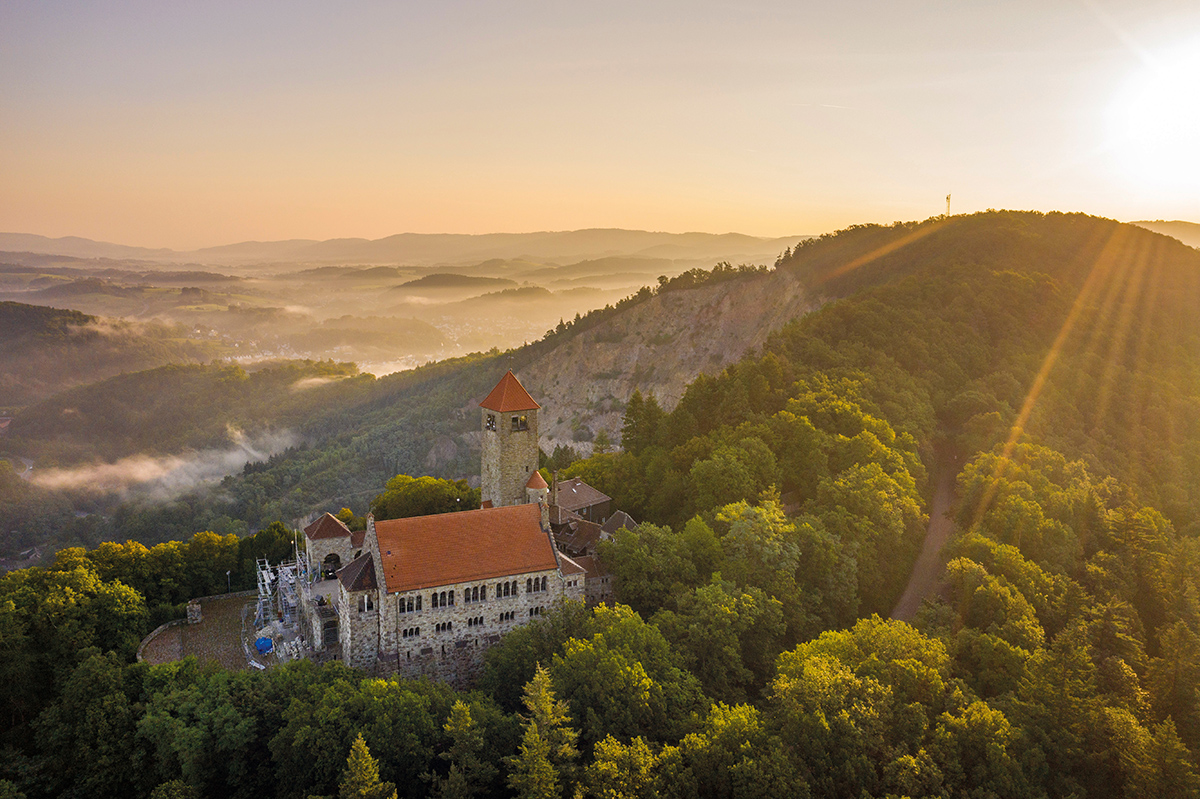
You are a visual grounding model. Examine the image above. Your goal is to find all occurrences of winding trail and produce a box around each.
[891,444,960,622]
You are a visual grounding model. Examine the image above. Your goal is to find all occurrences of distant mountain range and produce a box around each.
[1131,220,1200,249]
[0,229,808,268]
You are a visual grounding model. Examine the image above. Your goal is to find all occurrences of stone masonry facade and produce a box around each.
[480,406,540,508]
[337,562,585,677]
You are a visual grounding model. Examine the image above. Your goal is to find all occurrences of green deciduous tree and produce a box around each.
[371,475,479,521]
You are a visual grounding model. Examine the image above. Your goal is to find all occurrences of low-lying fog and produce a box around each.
[0,231,799,377]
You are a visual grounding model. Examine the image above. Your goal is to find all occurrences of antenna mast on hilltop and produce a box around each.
[946,194,951,217]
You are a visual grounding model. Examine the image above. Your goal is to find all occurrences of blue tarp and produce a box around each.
[255,637,274,655]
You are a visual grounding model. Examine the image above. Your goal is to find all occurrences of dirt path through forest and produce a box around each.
[891,444,960,621]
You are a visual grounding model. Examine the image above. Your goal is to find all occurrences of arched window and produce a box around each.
[472,586,479,602]
[439,591,447,606]
[416,595,422,611]
[449,590,455,606]
[527,578,533,593]
[541,576,548,591]
[366,595,374,611]
[481,586,487,601]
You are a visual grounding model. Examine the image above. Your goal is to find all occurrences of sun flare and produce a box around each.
[1107,43,1200,196]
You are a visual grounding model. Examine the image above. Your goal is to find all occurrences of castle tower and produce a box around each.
[480,371,541,508]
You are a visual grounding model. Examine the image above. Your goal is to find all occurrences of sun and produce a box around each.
[1107,43,1200,197]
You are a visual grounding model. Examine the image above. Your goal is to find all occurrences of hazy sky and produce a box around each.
[2,1,1198,249]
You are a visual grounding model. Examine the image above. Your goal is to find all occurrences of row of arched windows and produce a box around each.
[499,611,515,622]
[357,594,374,612]
[401,627,421,638]
[528,606,544,617]
[466,616,485,627]
[435,621,453,633]
[393,576,552,615]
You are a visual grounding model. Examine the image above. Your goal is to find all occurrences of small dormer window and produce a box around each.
[485,414,496,431]
[512,415,528,431]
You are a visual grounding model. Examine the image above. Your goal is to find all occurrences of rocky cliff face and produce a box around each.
[514,269,819,455]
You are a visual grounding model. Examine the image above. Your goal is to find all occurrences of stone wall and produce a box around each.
[383,566,561,657]
[339,583,381,670]
[481,408,539,507]
[306,535,355,576]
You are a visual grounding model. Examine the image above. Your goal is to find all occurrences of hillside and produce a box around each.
[12,360,369,466]
[0,301,227,409]
[1132,219,1200,249]
[0,228,805,267]
[11,210,1200,546]
[10,212,1200,799]
[521,266,816,450]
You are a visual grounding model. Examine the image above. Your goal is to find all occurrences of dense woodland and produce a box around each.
[3,212,1200,797]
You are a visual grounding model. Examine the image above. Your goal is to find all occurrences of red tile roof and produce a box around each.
[375,504,558,593]
[526,470,548,490]
[479,370,540,412]
[305,512,352,540]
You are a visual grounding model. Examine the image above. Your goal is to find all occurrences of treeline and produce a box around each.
[539,261,772,346]
[0,523,296,739]
[5,211,1200,796]
[12,359,369,465]
[0,301,226,409]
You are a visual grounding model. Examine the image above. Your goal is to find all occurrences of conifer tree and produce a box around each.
[339,734,397,799]
[432,700,497,799]
[507,665,579,799]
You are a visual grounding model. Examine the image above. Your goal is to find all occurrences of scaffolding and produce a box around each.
[252,542,313,664]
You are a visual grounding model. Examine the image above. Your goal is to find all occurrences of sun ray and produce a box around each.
[1091,233,1153,428]
[970,224,1135,530]
[817,217,953,286]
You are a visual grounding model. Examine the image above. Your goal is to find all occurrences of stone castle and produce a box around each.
[297,371,619,681]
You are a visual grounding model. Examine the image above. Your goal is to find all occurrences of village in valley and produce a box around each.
[139,370,626,683]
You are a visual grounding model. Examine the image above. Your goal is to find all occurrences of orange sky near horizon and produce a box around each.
[1,1,1198,250]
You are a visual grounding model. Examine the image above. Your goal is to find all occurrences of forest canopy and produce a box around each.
[4,212,1200,797]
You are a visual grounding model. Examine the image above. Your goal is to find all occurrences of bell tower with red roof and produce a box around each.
[480,371,541,508]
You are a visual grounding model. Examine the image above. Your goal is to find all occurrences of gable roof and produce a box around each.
[555,518,604,557]
[558,553,587,576]
[602,511,637,535]
[305,512,352,540]
[480,371,540,412]
[572,554,610,580]
[555,478,611,513]
[338,552,377,592]
[374,504,558,593]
